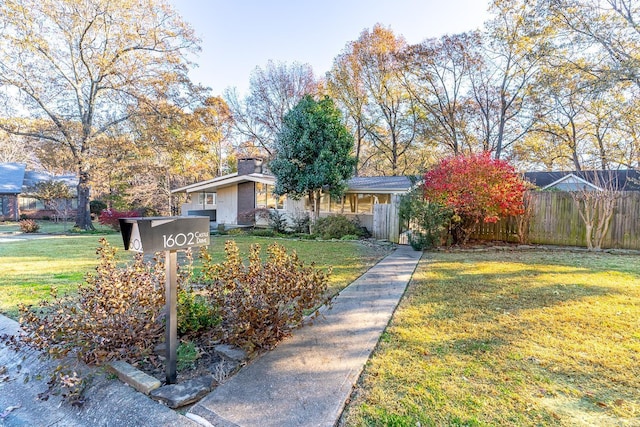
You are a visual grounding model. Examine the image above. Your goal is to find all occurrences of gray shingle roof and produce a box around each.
[524,170,640,191]
[0,163,26,194]
[346,176,413,192]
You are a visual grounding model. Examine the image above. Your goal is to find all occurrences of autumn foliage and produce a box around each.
[423,152,527,243]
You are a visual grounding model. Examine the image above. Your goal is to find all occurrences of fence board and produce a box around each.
[471,191,640,250]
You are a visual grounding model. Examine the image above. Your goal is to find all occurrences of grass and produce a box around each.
[341,250,640,427]
[0,231,391,319]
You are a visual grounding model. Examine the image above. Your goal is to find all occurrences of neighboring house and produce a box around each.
[524,170,640,192]
[0,163,26,221]
[172,158,413,241]
[0,163,78,221]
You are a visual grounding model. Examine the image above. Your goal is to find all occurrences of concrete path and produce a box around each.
[188,245,422,427]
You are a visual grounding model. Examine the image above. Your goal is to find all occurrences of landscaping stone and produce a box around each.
[107,360,161,395]
[214,344,247,362]
[150,375,215,409]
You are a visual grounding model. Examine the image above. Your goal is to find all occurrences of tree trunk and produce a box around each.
[75,167,94,230]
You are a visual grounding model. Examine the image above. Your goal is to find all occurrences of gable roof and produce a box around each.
[0,163,26,194]
[172,172,275,194]
[524,170,640,191]
[541,173,601,191]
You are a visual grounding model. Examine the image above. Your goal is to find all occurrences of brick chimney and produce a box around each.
[237,158,263,176]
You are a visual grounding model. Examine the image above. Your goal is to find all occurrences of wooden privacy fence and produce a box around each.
[472,191,640,250]
[372,195,401,243]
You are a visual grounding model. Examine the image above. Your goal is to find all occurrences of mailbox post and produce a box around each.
[119,216,210,384]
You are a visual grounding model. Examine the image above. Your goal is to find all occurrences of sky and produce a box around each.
[169,0,492,97]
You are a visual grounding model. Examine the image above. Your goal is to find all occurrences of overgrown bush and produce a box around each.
[97,209,139,231]
[313,215,364,240]
[13,238,165,365]
[200,240,330,352]
[19,219,40,233]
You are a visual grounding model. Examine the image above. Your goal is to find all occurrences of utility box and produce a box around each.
[119,216,210,253]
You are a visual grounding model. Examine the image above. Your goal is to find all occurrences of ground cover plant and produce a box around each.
[341,250,640,426]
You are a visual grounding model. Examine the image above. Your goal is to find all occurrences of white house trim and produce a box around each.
[542,173,602,191]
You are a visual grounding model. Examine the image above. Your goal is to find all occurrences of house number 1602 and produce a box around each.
[163,232,197,248]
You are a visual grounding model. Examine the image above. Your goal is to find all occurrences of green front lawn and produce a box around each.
[341,250,640,426]
[0,233,392,319]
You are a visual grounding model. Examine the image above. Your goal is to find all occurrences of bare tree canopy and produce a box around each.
[225,60,317,158]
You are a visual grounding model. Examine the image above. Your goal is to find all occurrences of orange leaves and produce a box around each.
[424,152,527,243]
[201,240,330,353]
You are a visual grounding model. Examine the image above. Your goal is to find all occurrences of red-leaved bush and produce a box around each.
[424,152,527,244]
[98,209,139,231]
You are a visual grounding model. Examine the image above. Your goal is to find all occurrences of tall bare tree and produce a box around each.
[354,24,418,176]
[402,32,481,156]
[327,41,369,175]
[0,0,200,229]
[474,0,553,158]
[225,60,317,158]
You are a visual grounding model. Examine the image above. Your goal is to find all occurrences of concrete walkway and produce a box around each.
[188,245,422,427]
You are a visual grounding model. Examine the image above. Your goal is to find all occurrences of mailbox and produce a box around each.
[119,216,210,253]
[118,216,211,384]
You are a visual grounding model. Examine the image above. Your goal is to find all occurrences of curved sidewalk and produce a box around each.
[188,245,422,427]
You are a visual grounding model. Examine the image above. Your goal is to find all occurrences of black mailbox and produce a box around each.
[119,216,210,253]
[117,216,211,385]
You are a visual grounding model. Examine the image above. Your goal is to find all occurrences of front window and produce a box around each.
[198,192,216,206]
[257,183,285,209]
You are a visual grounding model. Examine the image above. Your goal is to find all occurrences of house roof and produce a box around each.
[0,163,26,194]
[524,170,640,191]
[172,173,275,194]
[173,174,415,195]
[346,176,413,193]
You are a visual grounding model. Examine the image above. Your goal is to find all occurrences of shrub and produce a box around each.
[89,200,107,217]
[13,238,165,365]
[423,152,527,244]
[290,210,310,234]
[177,290,220,335]
[313,215,364,240]
[200,240,330,352]
[97,209,139,231]
[399,187,451,250]
[19,219,40,233]
[267,209,288,234]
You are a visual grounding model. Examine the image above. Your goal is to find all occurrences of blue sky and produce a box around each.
[169,1,491,97]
